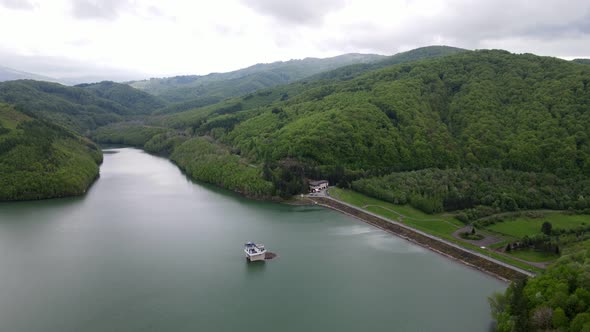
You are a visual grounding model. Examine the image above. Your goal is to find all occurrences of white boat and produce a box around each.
[244,242,266,261]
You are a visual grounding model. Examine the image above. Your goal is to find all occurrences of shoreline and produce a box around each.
[306,196,532,282]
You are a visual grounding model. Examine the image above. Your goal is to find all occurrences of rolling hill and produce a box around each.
[129,53,385,103]
[0,103,102,201]
[151,46,467,115]
[99,49,590,207]
[4,46,590,209]
[0,66,59,83]
[0,80,167,133]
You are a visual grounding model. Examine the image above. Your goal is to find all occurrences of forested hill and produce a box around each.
[152,46,467,116]
[107,49,590,206]
[157,50,590,175]
[77,81,167,113]
[308,45,467,82]
[0,103,102,201]
[0,80,168,133]
[574,59,590,65]
[128,53,385,103]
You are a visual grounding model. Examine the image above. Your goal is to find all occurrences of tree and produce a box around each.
[531,306,553,330]
[552,307,568,329]
[542,221,553,236]
[570,313,590,332]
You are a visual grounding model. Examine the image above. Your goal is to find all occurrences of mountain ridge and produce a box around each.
[0,80,167,133]
[0,66,60,83]
[128,53,386,103]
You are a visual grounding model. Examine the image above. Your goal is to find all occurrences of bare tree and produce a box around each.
[531,306,553,330]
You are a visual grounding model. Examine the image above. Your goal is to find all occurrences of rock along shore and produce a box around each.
[308,196,532,282]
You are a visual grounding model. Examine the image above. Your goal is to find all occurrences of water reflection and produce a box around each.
[244,260,267,275]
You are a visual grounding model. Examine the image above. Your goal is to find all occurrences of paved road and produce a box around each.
[310,189,536,278]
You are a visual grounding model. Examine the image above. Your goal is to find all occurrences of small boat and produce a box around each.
[244,242,266,262]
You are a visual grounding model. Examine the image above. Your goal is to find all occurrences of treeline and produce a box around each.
[92,122,170,147]
[151,50,590,185]
[0,80,167,132]
[490,251,590,331]
[170,137,274,197]
[144,50,590,206]
[128,53,385,103]
[352,168,590,215]
[0,103,102,201]
[76,81,167,113]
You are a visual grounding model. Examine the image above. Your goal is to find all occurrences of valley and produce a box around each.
[2,45,590,331]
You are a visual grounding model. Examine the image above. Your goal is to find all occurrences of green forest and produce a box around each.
[490,251,590,331]
[128,53,386,103]
[351,168,590,215]
[170,137,274,197]
[132,50,589,204]
[0,80,168,133]
[0,103,102,200]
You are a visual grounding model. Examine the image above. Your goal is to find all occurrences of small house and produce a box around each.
[309,180,329,192]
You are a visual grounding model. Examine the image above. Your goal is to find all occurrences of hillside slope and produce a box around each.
[153,46,467,116]
[110,49,590,206]
[129,53,385,103]
[0,66,59,83]
[309,45,467,82]
[156,50,590,175]
[77,81,167,113]
[0,103,102,201]
[0,80,165,133]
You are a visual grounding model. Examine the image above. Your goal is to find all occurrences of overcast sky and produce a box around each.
[1,0,589,81]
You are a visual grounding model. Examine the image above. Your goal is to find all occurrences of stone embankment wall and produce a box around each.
[310,197,530,282]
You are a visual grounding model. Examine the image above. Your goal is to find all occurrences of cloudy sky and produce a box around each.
[1,0,589,81]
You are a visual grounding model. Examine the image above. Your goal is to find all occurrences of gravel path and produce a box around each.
[452,226,502,247]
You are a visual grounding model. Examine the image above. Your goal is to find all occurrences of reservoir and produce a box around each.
[0,148,505,331]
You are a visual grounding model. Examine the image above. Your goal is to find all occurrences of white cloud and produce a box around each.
[0,0,588,82]
[0,0,36,10]
[240,0,348,25]
[70,0,135,20]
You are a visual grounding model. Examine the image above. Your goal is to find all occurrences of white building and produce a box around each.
[309,180,328,192]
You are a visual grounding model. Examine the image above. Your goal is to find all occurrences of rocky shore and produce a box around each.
[308,196,531,282]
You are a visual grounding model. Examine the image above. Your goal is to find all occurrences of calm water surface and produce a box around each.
[0,148,505,332]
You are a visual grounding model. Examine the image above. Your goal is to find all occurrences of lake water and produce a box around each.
[0,148,505,332]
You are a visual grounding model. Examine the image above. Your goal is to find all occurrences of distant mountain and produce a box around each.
[76,81,167,113]
[154,46,469,117]
[573,59,590,65]
[150,46,468,115]
[0,80,166,133]
[128,53,386,103]
[0,66,59,83]
[309,45,468,81]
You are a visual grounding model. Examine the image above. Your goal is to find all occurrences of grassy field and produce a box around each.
[329,187,465,242]
[562,239,590,256]
[328,187,544,274]
[364,205,460,239]
[509,249,559,263]
[329,187,460,223]
[487,213,590,238]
